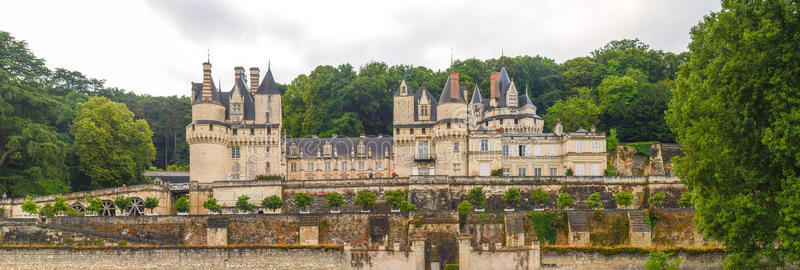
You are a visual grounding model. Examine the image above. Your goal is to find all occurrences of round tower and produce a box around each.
[187,61,229,183]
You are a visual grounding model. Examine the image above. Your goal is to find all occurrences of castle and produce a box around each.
[187,59,607,183]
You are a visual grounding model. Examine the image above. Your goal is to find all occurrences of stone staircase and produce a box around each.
[504,214,525,247]
[567,211,589,233]
[38,223,174,245]
[368,215,388,244]
[628,211,650,233]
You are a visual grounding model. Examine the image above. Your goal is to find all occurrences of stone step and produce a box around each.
[504,214,524,235]
[628,211,650,232]
[567,211,590,232]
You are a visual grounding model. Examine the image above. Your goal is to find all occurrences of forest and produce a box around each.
[1,30,682,197]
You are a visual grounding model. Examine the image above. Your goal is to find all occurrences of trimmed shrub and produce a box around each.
[52,196,69,215]
[467,187,486,209]
[530,188,550,205]
[503,188,521,207]
[144,197,159,214]
[385,189,406,208]
[648,192,666,208]
[293,192,313,209]
[615,192,634,208]
[21,196,39,215]
[174,195,190,212]
[557,193,574,209]
[586,192,602,209]
[400,201,417,212]
[85,196,102,213]
[262,195,284,211]
[114,197,132,214]
[327,192,345,208]
[203,198,221,212]
[235,195,254,212]
[354,190,377,209]
[678,192,692,207]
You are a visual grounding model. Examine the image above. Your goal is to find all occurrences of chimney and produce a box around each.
[249,67,259,93]
[591,124,596,133]
[449,72,459,99]
[463,87,469,101]
[554,119,563,136]
[490,72,500,99]
[234,66,245,82]
[202,62,212,100]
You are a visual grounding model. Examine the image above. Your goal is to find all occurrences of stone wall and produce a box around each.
[0,184,173,217]
[540,248,725,269]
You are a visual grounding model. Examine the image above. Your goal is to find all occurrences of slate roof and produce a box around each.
[394,80,413,96]
[229,77,256,121]
[286,136,394,159]
[470,85,483,104]
[520,86,535,108]
[191,77,222,105]
[413,85,437,121]
[438,75,467,104]
[256,66,281,95]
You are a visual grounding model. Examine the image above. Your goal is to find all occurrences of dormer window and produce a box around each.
[324,144,331,156]
[289,145,297,156]
[421,105,429,116]
[233,104,242,114]
[358,145,365,155]
[266,113,270,123]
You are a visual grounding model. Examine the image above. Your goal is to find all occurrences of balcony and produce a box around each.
[414,153,434,162]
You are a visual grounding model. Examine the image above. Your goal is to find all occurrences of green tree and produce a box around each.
[262,195,284,211]
[72,97,156,189]
[144,197,159,214]
[648,192,665,208]
[606,128,619,151]
[665,1,800,267]
[586,192,602,209]
[354,190,377,210]
[645,251,682,270]
[678,192,692,208]
[544,88,602,132]
[174,195,189,213]
[467,187,487,209]
[385,189,406,209]
[615,192,634,208]
[21,196,38,215]
[502,188,521,207]
[203,198,221,213]
[557,193,574,209]
[114,196,131,214]
[399,201,417,212]
[530,188,550,205]
[235,195,253,212]
[327,192,345,209]
[457,200,473,226]
[293,192,313,210]
[85,196,102,214]
[52,196,69,215]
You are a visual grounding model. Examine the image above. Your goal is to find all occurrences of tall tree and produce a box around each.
[666,0,800,267]
[544,88,602,132]
[72,97,156,189]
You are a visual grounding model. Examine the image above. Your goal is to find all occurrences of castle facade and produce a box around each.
[187,61,607,183]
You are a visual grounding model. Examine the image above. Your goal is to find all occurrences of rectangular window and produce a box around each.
[453,142,459,152]
[375,161,382,170]
[358,161,365,171]
[591,141,600,153]
[502,145,510,157]
[265,146,270,153]
[416,141,430,159]
[576,164,585,176]
[210,124,213,131]
[550,168,558,176]
[290,162,296,172]
[266,162,270,174]
[502,168,510,176]
[519,145,527,157]
[550,145,557,156]
[591,164,600,176]
[418,167,429,175]
[308,162,314,171]
[534,168,542,176]
[233,129,238,135]
[250,128,254,135]
[232,104,241,114]
[518,168,526,176]
[359,146,365,155]
[453,163,461,175]
[341,162,348,171]
[231,147,240,159]
[576,141,584,153]
[480,140,489,152]
[422,128,426,134]
[534,145,542,156]
[410,128,414,134]
[324,147,331,155]
[231,174,239,180]
[266,112,270,123]
[325,162,331,171]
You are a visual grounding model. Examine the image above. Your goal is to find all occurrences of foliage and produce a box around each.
[586,192,602,209]
[444,264,459,270]
[544,88,602,132]
[530,188,550,205]
[490,168,503,176]
[615,192,634,208]
[262,195,284,210]
[384,189,406,208]
[72,97,156,189]
[85,196,102,213]
[52,196,69,215]
[143,197,159,213]
[114,196,131,213]
[21,195,38,215]
[565,168,573,176]
[293,192,313,209]
[677,192,692,208]
[665,1,800,266]
[467,187,487,209]
[502,188,521,205]
[606,128,619,151]
[605,163,619,176]
[166,164,189,171]
[458,200,474,214]
[645,251,682,270]
[557,193,574,209]
[528,211,568,245]
[326,192,345,208]
[648,192,665,208]
[353,190,376,208]
[627,142,653,157]
[233,195,253,212]
[642,210,656,232]
[400,201,417,212]
[173,195,189,212]
[255,174,282,180]
[203,198,220,212]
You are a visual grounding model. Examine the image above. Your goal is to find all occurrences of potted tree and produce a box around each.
[678,192,693,208]
[327,192,345,213]
[399,201,417,212]
[21,196,39,218]
[261,195,283,214]
[457,200,473,228]
[235,195,254,214]
[557,193,574,210]
[502,188,521,212]
[174,195,190,215]
[85,196,102,216]
[144,197,159,215]
[52,196,69,217]
[293,192,313,214]
[114,197,132,216]
[615,191,634,209]
[354,190,376,213]
[385,189,406,212]
[530,188,550,211]
[586,192,603,210]
[648,192,666,209]
[203,198,221,214]
[468,187,487,212]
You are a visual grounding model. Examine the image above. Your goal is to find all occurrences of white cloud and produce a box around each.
[0,0,720,96]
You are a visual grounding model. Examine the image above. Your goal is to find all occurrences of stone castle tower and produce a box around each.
[186,61,283,183]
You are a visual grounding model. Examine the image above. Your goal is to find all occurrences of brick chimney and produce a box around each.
[449,72,459,99]
[490,72,500,99]
[202,62,212,100]
[249,67,259,94]
[462,86,468,102]
[234,66,245,82]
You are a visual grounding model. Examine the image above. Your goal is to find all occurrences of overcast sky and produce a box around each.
[0,0,720,97]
